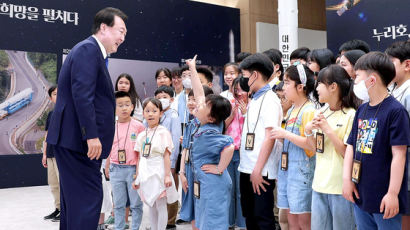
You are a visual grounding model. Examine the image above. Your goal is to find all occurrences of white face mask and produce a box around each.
[182,78,192,89]
[353,77,372,101]
[159,98,170,109]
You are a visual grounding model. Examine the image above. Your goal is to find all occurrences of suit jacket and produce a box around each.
[47,36,115,159]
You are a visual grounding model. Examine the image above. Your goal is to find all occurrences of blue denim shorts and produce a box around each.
[277,159,315,213]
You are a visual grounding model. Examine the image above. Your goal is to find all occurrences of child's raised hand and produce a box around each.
[185,55,197,69]
[164,175,172,188]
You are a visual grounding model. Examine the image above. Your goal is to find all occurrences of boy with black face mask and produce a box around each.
[238,53,283,229]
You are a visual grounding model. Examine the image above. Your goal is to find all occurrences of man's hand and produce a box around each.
[87,138,102,160]
[380,192,399,219]
[42,154,47,168]
[250,169,270,195]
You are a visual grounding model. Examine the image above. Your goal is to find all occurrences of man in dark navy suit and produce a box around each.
[47,7,127,229]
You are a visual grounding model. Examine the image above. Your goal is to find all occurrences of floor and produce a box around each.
[0,185,193,230]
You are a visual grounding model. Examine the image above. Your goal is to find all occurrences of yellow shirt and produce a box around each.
[312,107,356,194]
[286,102,316,157]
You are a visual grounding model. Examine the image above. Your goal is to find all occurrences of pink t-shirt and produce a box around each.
[110,119,145,165]
[226,105,245,150]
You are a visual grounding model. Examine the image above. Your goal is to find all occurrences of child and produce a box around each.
[304,65,358,230]
[220,62,239,102]
[270,64,316,230]
[186,55,235,230]
[154,85,182,229]
[133,98,178,230]
[42,85,60,222]
[274,81,292,230]
[115,73,143,121]
[238,53,283,228]
[156,68,173,87]
[290,47,310,65]
[339,50,366,79]
[224,77,247,228]
[386,40,410,230]
[197,66,213,88]
[179,86,214,230]
[342,52,410,230]
[105,91,145,230]
[263,48,284,90]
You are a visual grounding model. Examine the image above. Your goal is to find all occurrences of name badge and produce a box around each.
[194,181,200,199]
[143,143,151,158]
[351,160,361,184]
[185,148,190,164]
[281,151,288,171]
[118,150,126,164]
[245,133,255,150]
[316,132,324,153]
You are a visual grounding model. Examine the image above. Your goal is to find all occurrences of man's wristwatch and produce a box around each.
[178,171,185,175]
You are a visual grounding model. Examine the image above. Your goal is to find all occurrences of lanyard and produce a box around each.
[116,121,131,152]
[354,95,388,161]
[246,92,267,134]
[145,125,158,146]
[283,100,309,152]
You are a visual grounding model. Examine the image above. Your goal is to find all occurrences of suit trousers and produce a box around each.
[53,145,103,230]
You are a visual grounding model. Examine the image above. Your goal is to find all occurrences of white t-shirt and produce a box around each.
[170,90,183,113]
[238,90,283,179]
[220,90,235,103]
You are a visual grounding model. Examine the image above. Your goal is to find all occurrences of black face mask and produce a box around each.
[239,76,250,92]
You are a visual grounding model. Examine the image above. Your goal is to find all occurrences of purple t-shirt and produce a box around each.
[347,96,410,213]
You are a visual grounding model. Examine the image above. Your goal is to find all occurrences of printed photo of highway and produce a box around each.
[0,50,56,155]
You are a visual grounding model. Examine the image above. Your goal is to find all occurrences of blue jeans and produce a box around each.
[354,204,401,230]
[311,191,355,230]
[110,164,143,230]
[227,150,246,228]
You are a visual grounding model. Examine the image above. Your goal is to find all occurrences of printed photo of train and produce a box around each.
[0,50,56,155]
[0,88,33,120]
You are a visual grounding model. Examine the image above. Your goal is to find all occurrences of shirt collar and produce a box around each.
[392,79,410,99]
[92,35,108,59]
[252,84,270,100]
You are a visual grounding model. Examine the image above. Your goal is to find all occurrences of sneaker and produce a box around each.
[44,208,60,220]
[166,224,176,230]
[104,215,115,225]
[176,219,188,225]
[124,222,130,229]
[51,212,60,222]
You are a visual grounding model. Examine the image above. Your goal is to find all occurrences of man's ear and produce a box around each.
[170,97,174,103]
